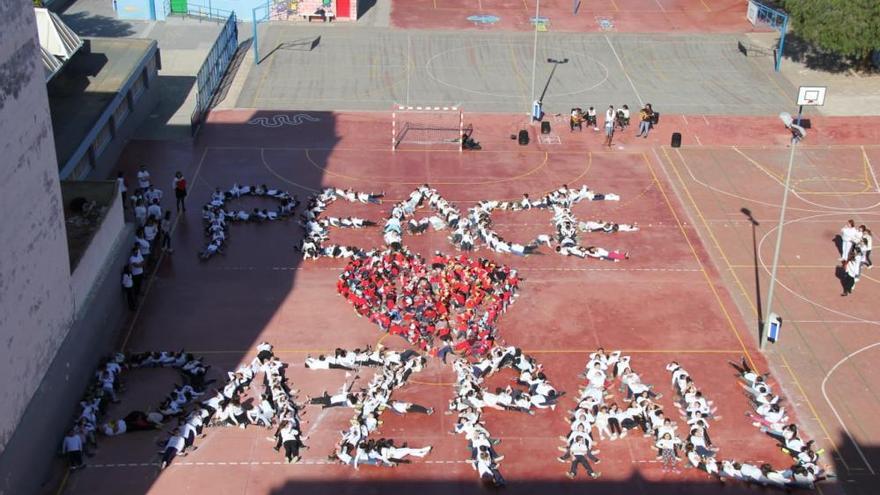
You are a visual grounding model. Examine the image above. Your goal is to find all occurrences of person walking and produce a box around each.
[173,171,187,213]
[841,253,860,296]
[603,116,614,148]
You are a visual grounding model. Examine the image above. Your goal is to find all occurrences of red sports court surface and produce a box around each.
[392,0,768,33]
[59,111,880,495]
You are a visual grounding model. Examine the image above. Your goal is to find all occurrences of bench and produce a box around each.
[303,12,334,22]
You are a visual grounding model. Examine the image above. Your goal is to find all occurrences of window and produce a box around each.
[93,120,114,157]
[113,96,130,130]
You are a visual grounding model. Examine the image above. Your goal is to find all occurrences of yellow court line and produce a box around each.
[863,145,879,192]
[507,43,531,104]
[54,468,69,495]
[663,148,761,319]
[699,0,711,12]
[609,0,619,12]
[120,147,211,351]
[643,152,757,372]
[779,353,848,471]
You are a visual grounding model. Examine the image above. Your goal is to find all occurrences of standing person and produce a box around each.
[129,247,145,295]
[636,106,653,138]
[841,253,861,296]
[603,116,614,148]
[161,211,174,254]
[62,429,85,470]
[137,165,151,190]
[860,226,873,268]
[604,105,615,127]
[122,265,136,310]
[116,172,128,210]
[173,171,187,213]
[587,106,598,131]
[840,219,860,261]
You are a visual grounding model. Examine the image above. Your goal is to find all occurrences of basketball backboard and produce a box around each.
[797,86,826,106]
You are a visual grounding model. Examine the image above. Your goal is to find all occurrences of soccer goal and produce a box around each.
[392,105,463,151]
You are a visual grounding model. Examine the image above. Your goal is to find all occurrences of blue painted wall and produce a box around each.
[116,0,166,20]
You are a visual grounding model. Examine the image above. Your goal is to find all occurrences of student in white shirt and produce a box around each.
[136,166,151,190]
[159,429,186,469]
[134,200,147,226]
[859,225,872,268]
[62,429,85,470]
[122,266,136,310]
[840,219,860,261]
[128,247,145,293]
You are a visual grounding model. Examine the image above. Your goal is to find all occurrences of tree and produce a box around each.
[783,0,880,69]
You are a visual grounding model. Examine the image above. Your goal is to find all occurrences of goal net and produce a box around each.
[392,105,463,151]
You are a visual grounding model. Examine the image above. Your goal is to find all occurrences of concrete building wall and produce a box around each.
[0,0,75,456]
[70,185,125,308]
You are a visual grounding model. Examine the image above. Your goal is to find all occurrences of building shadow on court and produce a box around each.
[830,433,879,495]
[33,110,337,495]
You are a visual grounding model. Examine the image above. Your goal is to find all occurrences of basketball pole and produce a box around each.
[529,0,540,115]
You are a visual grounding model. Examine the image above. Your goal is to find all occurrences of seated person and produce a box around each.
[570,108,584,131]
[586,106,598,129]
[461,131,482,150]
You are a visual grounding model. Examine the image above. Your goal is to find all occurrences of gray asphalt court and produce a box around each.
[237,25,796,115]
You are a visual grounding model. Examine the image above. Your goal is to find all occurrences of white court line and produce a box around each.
[604,35,644,107]
[821,342,880,475]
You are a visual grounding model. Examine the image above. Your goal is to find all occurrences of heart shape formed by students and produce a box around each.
[337,249,520,357]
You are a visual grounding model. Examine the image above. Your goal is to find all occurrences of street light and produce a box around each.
[529,0,541,113]
[761,112,806,349]
[538,58,569,104]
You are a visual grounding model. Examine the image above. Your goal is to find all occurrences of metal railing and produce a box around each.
[190,10,239,134]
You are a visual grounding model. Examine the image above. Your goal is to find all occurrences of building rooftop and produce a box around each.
[47,37,157,173]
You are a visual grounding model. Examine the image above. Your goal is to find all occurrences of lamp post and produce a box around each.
[538,58,569,104]
[529,0,540,114]
[761,112,806,350]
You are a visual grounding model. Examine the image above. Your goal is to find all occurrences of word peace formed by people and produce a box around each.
[199,183,637,262]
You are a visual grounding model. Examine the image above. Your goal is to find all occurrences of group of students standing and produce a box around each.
[117,166,187,310]
[838,219,872,296]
